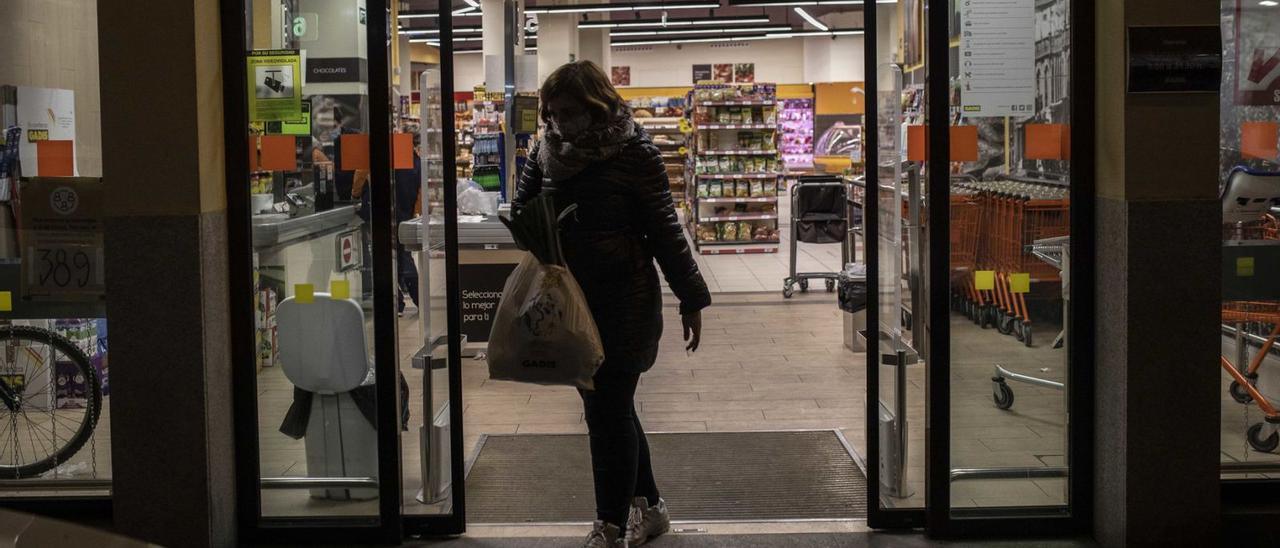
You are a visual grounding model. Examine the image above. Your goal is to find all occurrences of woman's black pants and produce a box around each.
[579,365,661,528]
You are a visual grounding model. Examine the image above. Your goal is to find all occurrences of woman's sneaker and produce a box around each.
[626,497,670,546]
[583,520,627,548]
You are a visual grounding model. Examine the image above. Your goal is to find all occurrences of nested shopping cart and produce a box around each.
[1220,167,1280,452]
[783,175,849,298]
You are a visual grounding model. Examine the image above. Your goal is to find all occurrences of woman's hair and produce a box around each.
[539,60,627,125]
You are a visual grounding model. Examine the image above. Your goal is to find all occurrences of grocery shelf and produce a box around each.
[697,196,776,204]
[697,123,776,130]
[696,100,776,107]
[699,149,778,156]
[698,239,781,246]
[696,173,781,179]
[697,213,778,223]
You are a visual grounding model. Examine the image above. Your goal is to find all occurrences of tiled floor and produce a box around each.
[253,289,1083,518]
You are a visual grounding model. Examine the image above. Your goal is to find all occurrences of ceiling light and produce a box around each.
[611,25,792,37]
[453,5,478,15]
[462,0,481,6]
[398,12,436,19]
[726,0,862,6]
[793,7,828,31]
[525,1,720,15]
[611,26,862,46]
[1262,0,1279,6]
[398,27,484,35]
[579,16,772,29]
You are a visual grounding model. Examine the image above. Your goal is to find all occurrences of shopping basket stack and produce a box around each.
[950,179,1069,347]
[1220,168,1280,453]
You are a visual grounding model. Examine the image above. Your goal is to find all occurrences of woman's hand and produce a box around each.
[682,311,702,353]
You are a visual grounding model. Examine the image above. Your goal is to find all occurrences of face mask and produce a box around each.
[551,113,592,136]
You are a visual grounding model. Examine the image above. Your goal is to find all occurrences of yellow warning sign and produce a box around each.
[295,283,315,303]
[0,292,12,312]
[1238,257,1255,277]
[1009,273,1031,294]
[975,270,995,291]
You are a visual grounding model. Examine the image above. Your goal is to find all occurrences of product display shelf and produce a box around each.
[638,116,689,205]
[779,97,815,170]
[688,83,782,255]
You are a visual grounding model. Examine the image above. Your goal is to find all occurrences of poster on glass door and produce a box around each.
[1234,0,1280,105]
[958,0,1035,118]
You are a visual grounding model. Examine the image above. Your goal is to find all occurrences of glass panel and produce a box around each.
[0,0,112,496]
[872,0,929,511]
[1219,0,1280,479]
[948,0,1071,511]
[244,0,388,521]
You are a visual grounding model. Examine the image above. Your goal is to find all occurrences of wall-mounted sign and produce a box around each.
[247,50,303,122]
[336,228,362,272]
[692,64,712,84]
[1127,26,1222,94]
[513,95,539,134]
[1234,0,1280,105]
[18,177,104,301]
[14,87,76,177]
[958,0,1035,117]
[307,57,368,84]
[734,63,755,83]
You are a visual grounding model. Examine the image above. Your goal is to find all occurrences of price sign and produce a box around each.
[18,178,104,301]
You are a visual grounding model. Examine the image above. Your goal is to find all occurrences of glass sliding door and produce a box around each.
[224,0,434,541]
[865,0,1091,534]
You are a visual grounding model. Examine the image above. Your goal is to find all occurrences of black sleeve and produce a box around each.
[634,143,712,315]
[512,142,544,215]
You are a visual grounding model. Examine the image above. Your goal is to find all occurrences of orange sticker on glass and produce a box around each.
[259,135,297,171]
[950,126,979,162]
[393,133,414,170]
[339,133,371,171]
[294,283,315,304]
[1025,124,1066,160]
[36,140,74,177]
[1242,122,1280,161]
[1009,273,1031,294]
[975,270,995,291]
[907,125,928,162]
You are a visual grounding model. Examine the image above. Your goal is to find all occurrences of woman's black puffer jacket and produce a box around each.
[513,129,712,374]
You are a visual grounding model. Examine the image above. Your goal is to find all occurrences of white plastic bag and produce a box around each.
[487,253,604,390]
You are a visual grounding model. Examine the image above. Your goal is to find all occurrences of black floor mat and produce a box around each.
[465,430,867,523]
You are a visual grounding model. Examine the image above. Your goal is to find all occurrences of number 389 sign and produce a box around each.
[18,178,105,301]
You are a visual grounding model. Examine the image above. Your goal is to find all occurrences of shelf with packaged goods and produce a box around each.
[696,99,776,107]
[695,173,780,179]
[699,149,778,156]
[697,213,778,223]
[697,196,776,204]
[695,241,781,255]
[696,123,776,131]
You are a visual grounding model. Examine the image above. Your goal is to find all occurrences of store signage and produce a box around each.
[513,95,539,134]
[1127,26,1222,94]
[15,87,76,177]
[18,177,104,301]
[247,50,303,122]
[459,262,518,343]
[307,57,368,84]
[266,100,312,136]
[292,13,319,43]
[958,0,1036,117]
[692,65,712,84]
[336,228,361,272]
[1233,0,1280,105]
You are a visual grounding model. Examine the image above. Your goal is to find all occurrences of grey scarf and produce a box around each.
[538,108,639,182]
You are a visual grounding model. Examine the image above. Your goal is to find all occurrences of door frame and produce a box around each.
[863,0,1095,536]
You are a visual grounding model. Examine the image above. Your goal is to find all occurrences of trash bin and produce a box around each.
[838,264,867,352]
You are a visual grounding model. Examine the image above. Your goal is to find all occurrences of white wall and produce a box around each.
[454,53,486,92]
[611,40,807,87]
[804,35,865,83]
[0,0,102,177]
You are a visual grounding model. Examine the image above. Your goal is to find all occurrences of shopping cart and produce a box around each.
[1220,168,1280,452]
[783,175,849,298]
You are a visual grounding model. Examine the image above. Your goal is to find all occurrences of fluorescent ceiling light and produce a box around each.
[579,16,772,29]
[611,26,862,46]
[526,1,719,14]
[463,0,481,6]
[398,12,436,19]
[399,27,483,35]
[453,5,478,15]
[793,7,828,31]
[1262,0,1279,6]
[612,25,792,37]
[726,0,862,6]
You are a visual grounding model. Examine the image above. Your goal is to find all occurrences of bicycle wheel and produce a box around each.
[0,326,102,479]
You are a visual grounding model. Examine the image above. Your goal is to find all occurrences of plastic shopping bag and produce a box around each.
[487,254,604,389]
[487,193,604,390]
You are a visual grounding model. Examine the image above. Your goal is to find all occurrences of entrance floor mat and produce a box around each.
[465,430,867,523]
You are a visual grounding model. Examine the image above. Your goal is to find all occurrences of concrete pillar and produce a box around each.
[1092,0,1221,545]
[578,26,610,73]
[481,0,506,89]
[537,14,579,84]
[97,0,235,546]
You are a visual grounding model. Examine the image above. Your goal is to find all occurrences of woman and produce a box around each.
[513,60,712,548]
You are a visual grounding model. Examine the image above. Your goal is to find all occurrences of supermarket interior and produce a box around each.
[6,0,1280,543]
